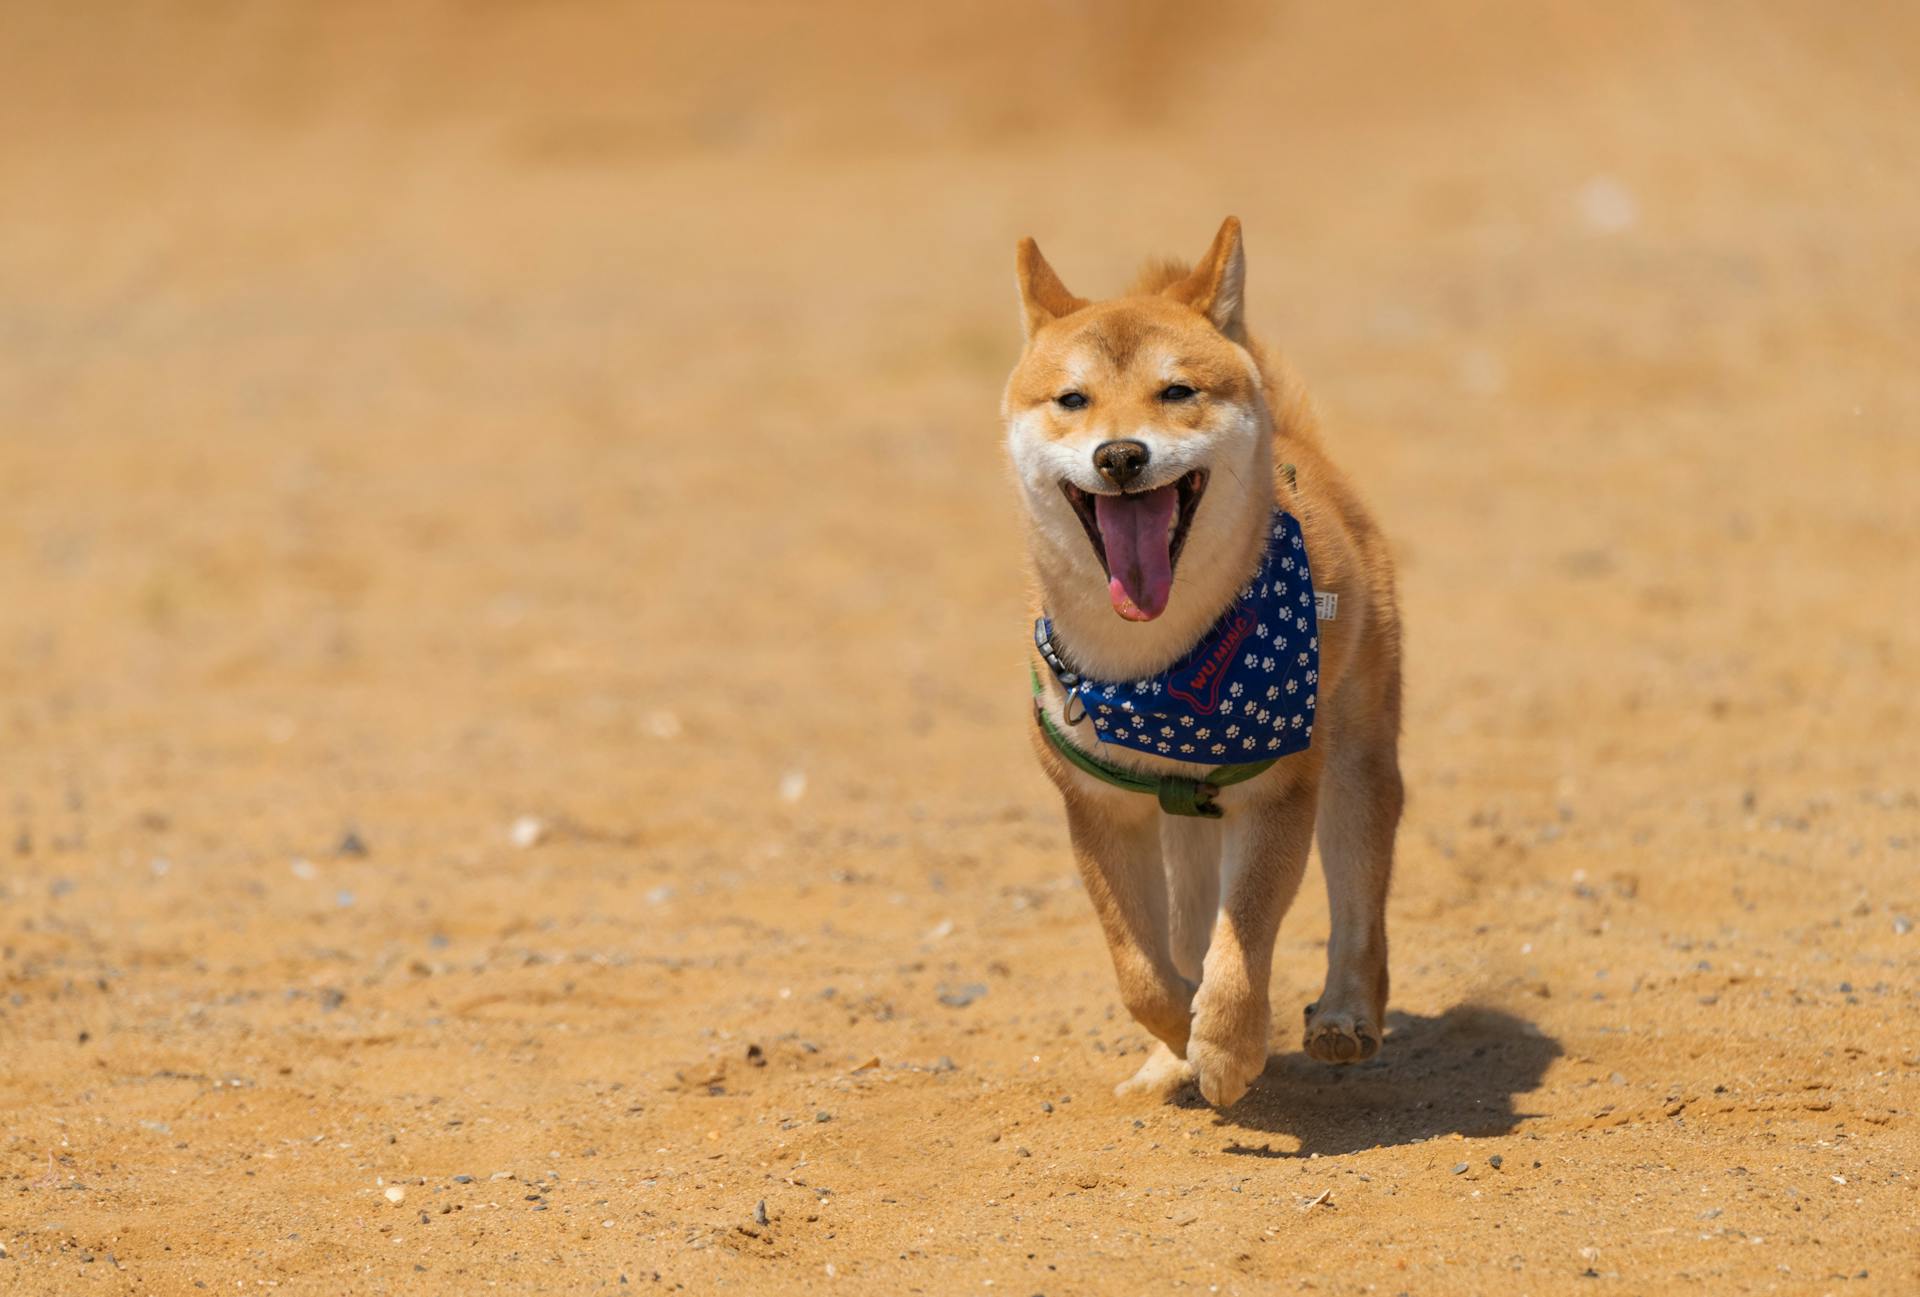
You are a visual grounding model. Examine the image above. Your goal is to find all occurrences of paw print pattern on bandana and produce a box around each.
[1036,511,1321,768]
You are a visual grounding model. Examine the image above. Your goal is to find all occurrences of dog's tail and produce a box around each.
[1128,257,1192,296]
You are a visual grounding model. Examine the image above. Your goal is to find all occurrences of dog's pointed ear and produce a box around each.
[1168,216,1246,340]
[1015,238,1087,340]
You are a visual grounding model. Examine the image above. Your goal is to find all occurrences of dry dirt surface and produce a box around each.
[3,4,1918,1294]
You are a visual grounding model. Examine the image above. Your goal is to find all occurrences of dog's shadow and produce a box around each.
[1170,1004,1562,1157]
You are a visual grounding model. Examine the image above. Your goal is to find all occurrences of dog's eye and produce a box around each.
[1159,384,1197,402]
[1055,392,1089,410]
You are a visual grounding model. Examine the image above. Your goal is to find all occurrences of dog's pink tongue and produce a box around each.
[1095,484,1179,622]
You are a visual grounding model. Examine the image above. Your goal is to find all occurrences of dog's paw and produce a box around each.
[1186,999,1270,1108]
[1113,1043,1195,1101]
[1302,1000,1382,1064]
[1186,1034,1265,1108]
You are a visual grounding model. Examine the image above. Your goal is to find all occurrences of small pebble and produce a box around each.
[452,1175,473,1184]
[384,1186,406,1205]
[937,983,987,1008]
[1041,1101,1054,1114]
[1451,1162,1468,1175]
[510,816,547,849]
[815,1111,832,1123]
[754,1200,769,1227]
[1577,174,1638,234]
[337,830,369,857]
[1489,1155,1503,1170]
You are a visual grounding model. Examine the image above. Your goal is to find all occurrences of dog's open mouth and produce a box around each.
[1060,469,1208,622]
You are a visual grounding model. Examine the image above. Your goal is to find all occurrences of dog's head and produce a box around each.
[1002,218,1274,632]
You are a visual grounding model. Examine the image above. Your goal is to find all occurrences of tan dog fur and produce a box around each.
[1002,219,1404,1107]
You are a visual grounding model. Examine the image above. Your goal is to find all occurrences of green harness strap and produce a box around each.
[1030,665,1279,818]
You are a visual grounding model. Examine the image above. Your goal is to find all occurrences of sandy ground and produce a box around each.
[3,3,1918,1293]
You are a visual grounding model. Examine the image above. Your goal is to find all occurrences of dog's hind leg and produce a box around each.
[1303,678,1403,1064]
[1161,816,1221,986]
[1113,1041,1196,1100]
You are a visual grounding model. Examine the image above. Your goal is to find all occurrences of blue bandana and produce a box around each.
[1036,511,1319,766]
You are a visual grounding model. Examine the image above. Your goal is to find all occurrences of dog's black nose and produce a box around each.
[1092,440,1150,489]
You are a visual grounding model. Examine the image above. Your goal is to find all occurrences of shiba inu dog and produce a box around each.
[1003,218,1404,1107]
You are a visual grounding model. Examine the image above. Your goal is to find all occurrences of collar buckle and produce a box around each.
[1156,776,1223,819]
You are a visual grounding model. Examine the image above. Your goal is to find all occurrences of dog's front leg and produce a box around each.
[1062,794,1194,1056]
[1187,768,1320,1107]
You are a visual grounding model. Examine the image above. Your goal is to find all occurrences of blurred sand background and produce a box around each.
[2,2,1917,1292]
